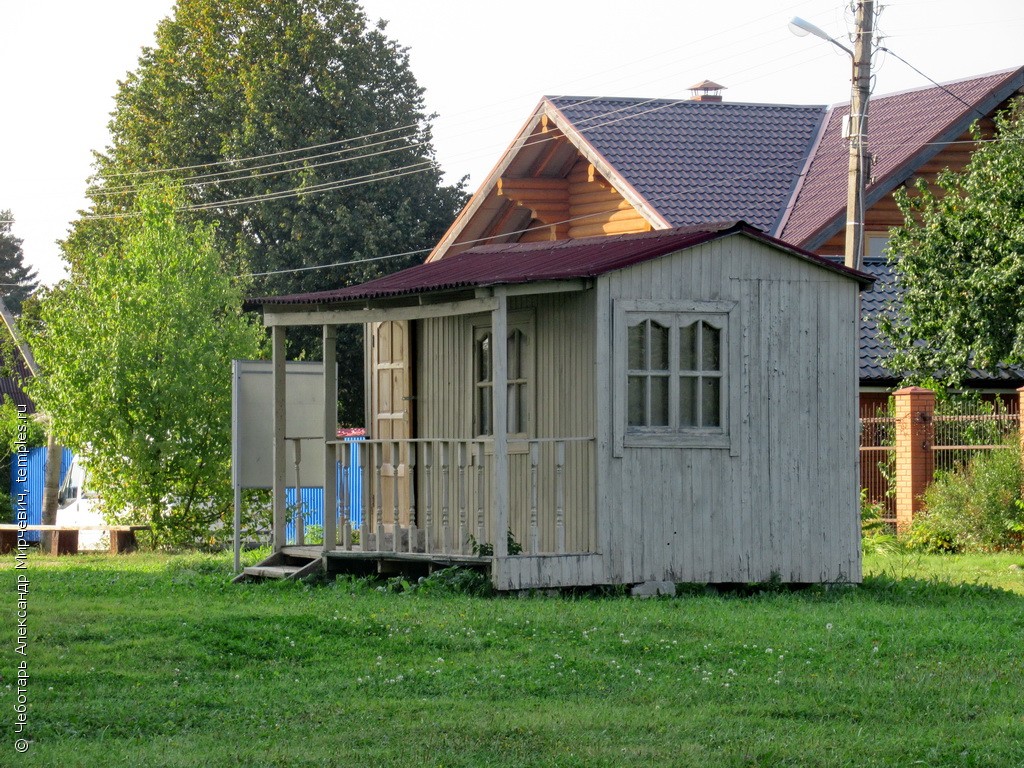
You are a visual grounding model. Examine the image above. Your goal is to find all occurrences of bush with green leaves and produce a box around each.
[906,443,1024,553]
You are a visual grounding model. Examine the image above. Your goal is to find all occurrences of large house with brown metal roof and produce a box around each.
[428,67,1024,410]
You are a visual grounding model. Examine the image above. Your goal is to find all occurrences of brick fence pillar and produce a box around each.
[893,387,935,533]
[1018,387,1024,455]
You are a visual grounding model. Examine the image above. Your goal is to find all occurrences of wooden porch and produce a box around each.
[240,433,602,589]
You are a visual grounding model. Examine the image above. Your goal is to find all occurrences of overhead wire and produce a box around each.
[81,0,826,203]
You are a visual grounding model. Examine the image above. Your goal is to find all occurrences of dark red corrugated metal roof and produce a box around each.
[257,222,871,307]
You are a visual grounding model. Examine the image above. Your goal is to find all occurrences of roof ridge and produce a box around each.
[547,94,828,110]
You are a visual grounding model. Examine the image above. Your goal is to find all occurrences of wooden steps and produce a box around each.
[233,549,323,583]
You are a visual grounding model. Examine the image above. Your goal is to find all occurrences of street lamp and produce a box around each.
[789,4,874,271]
[788,16,852,55]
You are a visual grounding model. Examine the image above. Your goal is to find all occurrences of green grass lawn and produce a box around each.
[3,550,1024,767]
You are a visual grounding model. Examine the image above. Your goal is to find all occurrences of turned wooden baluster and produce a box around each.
[440,441,451,554]
[530,442,540,554]
[555,441,566,554]
[423,442,433,555]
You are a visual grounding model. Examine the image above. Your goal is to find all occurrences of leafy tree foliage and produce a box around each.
[0,212,39,314]
[880,99,1024,386]
[29,186,265,546]
[67,0,466,423]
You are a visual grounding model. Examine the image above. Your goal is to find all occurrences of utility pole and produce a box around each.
[845,0,874,271]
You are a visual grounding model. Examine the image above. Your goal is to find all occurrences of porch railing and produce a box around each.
[325,437,595,556]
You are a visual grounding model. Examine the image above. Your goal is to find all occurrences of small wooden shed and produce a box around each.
[255,222,873,590]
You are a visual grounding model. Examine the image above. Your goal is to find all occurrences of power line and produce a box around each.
[100,123,423,180]
[89,130,428,198]
[876,46,989,119]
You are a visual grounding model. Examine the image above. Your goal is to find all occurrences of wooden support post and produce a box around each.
[424,441,433,555]
[893,387,935,533]
[322,325,337,553]
[272,326,287,553]
[555,440,566,554]
[492,290,510,558]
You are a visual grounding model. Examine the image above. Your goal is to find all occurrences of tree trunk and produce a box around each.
[40,431,61,554]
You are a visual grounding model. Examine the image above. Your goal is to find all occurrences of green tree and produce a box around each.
[0,212,39,314]
[28,185,264,546]
[880,98,1024,386]
[68,0,466,423]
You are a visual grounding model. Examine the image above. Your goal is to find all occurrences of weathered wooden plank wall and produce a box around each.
[600,237,861,585]
[415,291,597,554]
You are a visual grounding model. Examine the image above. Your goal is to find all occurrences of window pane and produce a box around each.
[679,376,696,427]
[702,324,720,371]
[680,323,696,371]
[628,323,645,369]
[478,387,492,435]
[702,378,721,427]
[508,329,522,380]
[506,382,527,434]
[479,334,491,383]
[628,376,645,426]
[516,382,527,433]
[650,375,669,426]
[650,322,669,371]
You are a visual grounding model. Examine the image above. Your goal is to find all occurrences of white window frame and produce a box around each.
[613,299,738,453]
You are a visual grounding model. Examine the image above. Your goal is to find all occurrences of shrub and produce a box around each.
[907,443,1024,552]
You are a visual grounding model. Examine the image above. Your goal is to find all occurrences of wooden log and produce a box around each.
[568,218,651,239]
[519,224,568,243]
[568,181,617,198]
[520,204,570,226]
[569,188,624,206]
[570,198,635,217]
[497,177,568,196]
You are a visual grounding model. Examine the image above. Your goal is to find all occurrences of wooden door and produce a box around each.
[370,320,413,525]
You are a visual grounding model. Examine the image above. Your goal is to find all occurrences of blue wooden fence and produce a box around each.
[284,439,363,544]
[9,447,73,542]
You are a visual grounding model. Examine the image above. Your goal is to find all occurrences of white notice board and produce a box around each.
[231,360,330,489]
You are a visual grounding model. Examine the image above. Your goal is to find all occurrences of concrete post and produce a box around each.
[893,387,935,533]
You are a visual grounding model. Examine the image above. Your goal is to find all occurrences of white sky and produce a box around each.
[1,0,1021,286]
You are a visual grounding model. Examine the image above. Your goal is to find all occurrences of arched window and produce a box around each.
[474,320,533,437]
